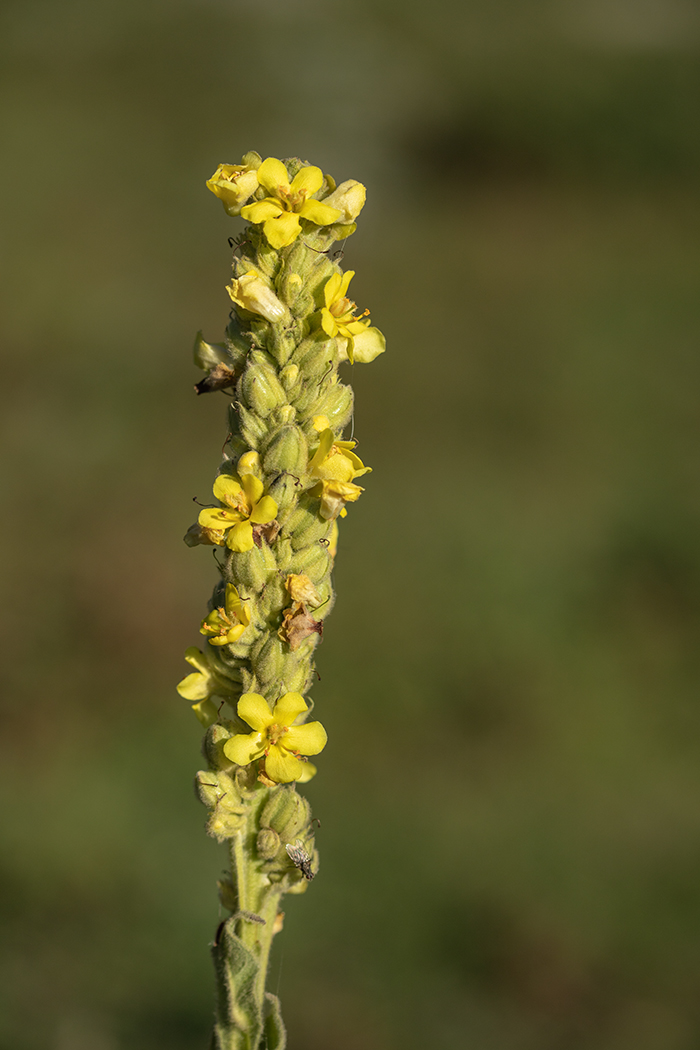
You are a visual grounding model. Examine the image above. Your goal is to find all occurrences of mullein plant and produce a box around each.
[177,153,385,1050]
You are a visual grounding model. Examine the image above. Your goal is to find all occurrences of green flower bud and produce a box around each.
[256,827,281,860]
[285,501,333,550]
[278,271,303,307]
[308,377,353,430]
[289,543,332,583]
[241,351,287,417]
[268,474,301,517]
[262,425,308,476]
[232,403,266,449]
[203,723,236,772]
[195,769,240,810]
[229,547,272,593]
[279,363,299,391]
[260,786,311,841]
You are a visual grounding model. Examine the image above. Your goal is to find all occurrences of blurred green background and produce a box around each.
[2,0,700,1047]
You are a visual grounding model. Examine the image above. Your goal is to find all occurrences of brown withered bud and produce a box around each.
[194,363,237,395]
[252,520,281,548]
[279,602,323,651]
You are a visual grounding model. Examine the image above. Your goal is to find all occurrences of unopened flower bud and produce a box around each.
[260,786,311,841]
[262,425,308,475]
[227,272,287,324]
[241,351,287,416]
[321,180,366,223]
[256,827,281,860]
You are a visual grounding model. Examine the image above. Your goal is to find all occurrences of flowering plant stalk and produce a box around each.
[177,152,385,1050]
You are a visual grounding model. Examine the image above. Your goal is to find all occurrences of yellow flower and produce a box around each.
[240,157,341,250]
[320,179,366,223]
[176,646,235,725]
[309,426,371,484]
[198,472,278,553]
[336,326,386,365]
[308,425,371,520]
[226,270,286,323]
[320,271,372,363]
[223,692,327,783]
[200,584,251,646]
[206,156,260,216]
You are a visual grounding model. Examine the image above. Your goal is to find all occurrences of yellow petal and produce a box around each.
[226,623,247,643]
[324,273,343,307]
[224,730,266,766]
[299,200,342,226]
[176,671,209,700]
[263,212,301,249]
[241,200,282,223]
[199,507,238,528]
[257,157,290,195]
[250,495,278,525]
[338,270,355,298]
[320,307,338,338]
[313,415,330,432]
[240,473,263,506]
[192,698,219,727]
[295,761,317,783]
[309,428,335,472]
[238,692,274,731]
[284,721,328,756]
[341,326,385,364]
[213,474,242,502]
[264,745,305,783]
[271,691,307,726]
[226,520,254,552]
[290,165,323,197]
[184,646,210,672]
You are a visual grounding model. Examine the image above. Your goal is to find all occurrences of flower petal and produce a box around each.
[226,624,247,643]
[309,428,335,472]
[224,730,266,765]
[184,646,210,673]
[324,273,343,307]
[176,671,209,700]
[250,494,278,525]
[271,691,307,725]
[241,200,283,223]
[199,507,238,528]
[338,270,355,299]
[240,472,263,506]
[226,520,254,552]
[290,165,323,197]
[284,720,328,756]
[299,200,342,226]
[263,212,301,249]
[257,157,290,195]
[264,745,305,783]
[213,474,242,502]
[295,761,317,783]
[340,327,385,364]
[192,698,220,727]
[238,692,274,731]
[321,307,337,338]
